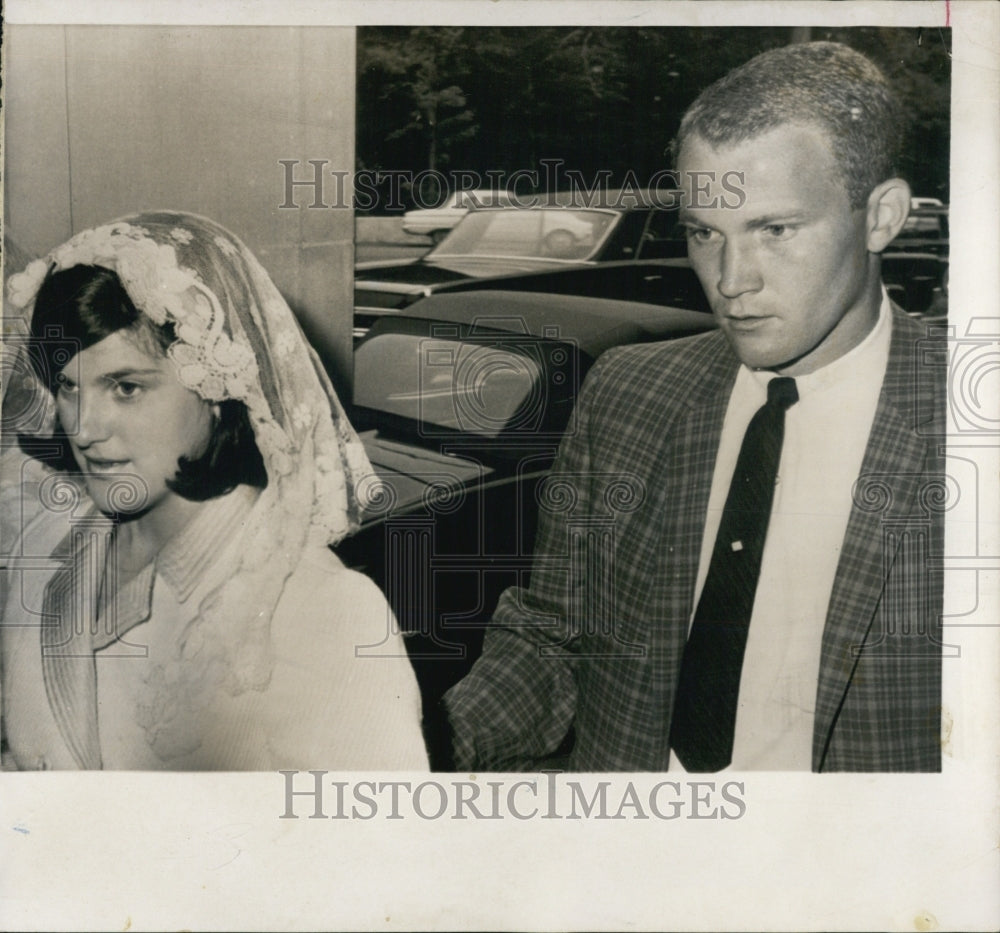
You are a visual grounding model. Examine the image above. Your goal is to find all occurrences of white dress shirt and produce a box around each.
[672,291,892,771]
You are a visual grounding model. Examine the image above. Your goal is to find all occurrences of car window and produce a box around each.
[603,210,649,259]
[635,208,687,260]
[457,190,515,209]
[430,208,617,261]
[354,330,544,438]
[897,211,947,240]
[900,216,940,235]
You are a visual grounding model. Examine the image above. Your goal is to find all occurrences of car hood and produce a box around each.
[358,431,497,523]
[355,256,570,289]
[396,290,717,358]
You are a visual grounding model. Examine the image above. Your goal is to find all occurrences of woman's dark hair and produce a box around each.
[27,264,267,500]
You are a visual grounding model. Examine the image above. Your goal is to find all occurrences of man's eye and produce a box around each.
[763,224,792,239]
[685,226,715,243]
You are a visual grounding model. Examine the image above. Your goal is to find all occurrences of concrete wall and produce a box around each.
[4,25,356,392]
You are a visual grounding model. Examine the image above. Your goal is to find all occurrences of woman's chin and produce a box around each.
[82,475,151,516]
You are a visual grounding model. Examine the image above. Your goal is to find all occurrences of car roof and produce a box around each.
[466,188,681,210]
[906,205,948,216]
[548,187,680,206]
[378,289,715,357]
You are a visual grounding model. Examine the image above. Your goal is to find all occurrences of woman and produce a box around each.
[1,211,428,770]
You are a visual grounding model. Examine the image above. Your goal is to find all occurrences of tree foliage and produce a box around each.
[357,26,951,212]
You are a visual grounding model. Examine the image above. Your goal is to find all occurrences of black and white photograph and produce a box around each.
[0,1,997,930]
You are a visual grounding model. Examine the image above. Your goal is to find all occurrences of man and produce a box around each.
[443,42,946,772]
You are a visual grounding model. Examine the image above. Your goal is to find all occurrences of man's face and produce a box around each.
[677,124,879,375]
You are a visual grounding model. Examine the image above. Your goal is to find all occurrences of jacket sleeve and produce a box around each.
[442,349,621,771]
[265,553,430,771]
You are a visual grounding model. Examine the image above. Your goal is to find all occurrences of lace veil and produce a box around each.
[2,210,373,760]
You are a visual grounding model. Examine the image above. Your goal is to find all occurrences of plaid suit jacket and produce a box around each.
[445,307,946,771]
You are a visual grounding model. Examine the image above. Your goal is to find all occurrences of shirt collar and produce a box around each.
[154,484,259,602]
[744,288,893,398]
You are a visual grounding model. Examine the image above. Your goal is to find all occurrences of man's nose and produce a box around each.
[717,238,763,299]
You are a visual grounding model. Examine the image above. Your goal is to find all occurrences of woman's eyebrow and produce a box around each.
[99,367,163,380]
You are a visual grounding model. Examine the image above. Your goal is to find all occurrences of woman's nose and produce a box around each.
[66,391,113,448]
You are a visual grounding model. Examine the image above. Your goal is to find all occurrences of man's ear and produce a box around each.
[865,177,911,253]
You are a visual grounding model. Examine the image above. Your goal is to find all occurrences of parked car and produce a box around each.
[895,204,949,256]
[401,188,518,243]
[883,204,949,316]
[440,256,712,314]
[354,189,688,337]
[336,288,716,719]
[358,190,947,343]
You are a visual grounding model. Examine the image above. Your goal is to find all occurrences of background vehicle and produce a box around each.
[401,188,518,243]
[894,203,949,255]
[354,189,687,336]
[336,288,716,725]
[883,204,949,316]
[358,191,948,342]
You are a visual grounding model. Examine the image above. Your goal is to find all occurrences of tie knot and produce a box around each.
[766,376,798,410]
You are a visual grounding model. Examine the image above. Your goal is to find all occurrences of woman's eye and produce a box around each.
[112,381,143,399]
[55,374,78,394]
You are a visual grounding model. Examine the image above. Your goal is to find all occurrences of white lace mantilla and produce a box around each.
[3,211,376,762]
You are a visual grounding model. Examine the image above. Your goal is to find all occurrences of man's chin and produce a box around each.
[722,330,791,372]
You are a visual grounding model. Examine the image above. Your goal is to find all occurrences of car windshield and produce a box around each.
[897,211,947,240]
[454,190,515,209]
[428,208,618,262]
[354,329,545,438]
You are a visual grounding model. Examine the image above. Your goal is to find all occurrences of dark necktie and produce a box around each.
[669,376,799,771]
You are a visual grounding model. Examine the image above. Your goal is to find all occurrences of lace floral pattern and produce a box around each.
[8,223,259,404]
[2,210,374,763]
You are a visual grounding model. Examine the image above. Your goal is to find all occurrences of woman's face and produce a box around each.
[55,330,214,518]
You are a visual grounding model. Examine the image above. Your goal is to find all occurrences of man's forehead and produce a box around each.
[675,124,848,213]
[677,121,838,161]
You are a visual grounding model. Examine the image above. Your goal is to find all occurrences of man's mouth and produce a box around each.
[724,314,771,331]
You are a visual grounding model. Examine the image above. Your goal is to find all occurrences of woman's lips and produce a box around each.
[81,456,130,474]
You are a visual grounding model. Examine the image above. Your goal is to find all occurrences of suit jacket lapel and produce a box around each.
[812,311,941,768]
[646,335,738,752]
